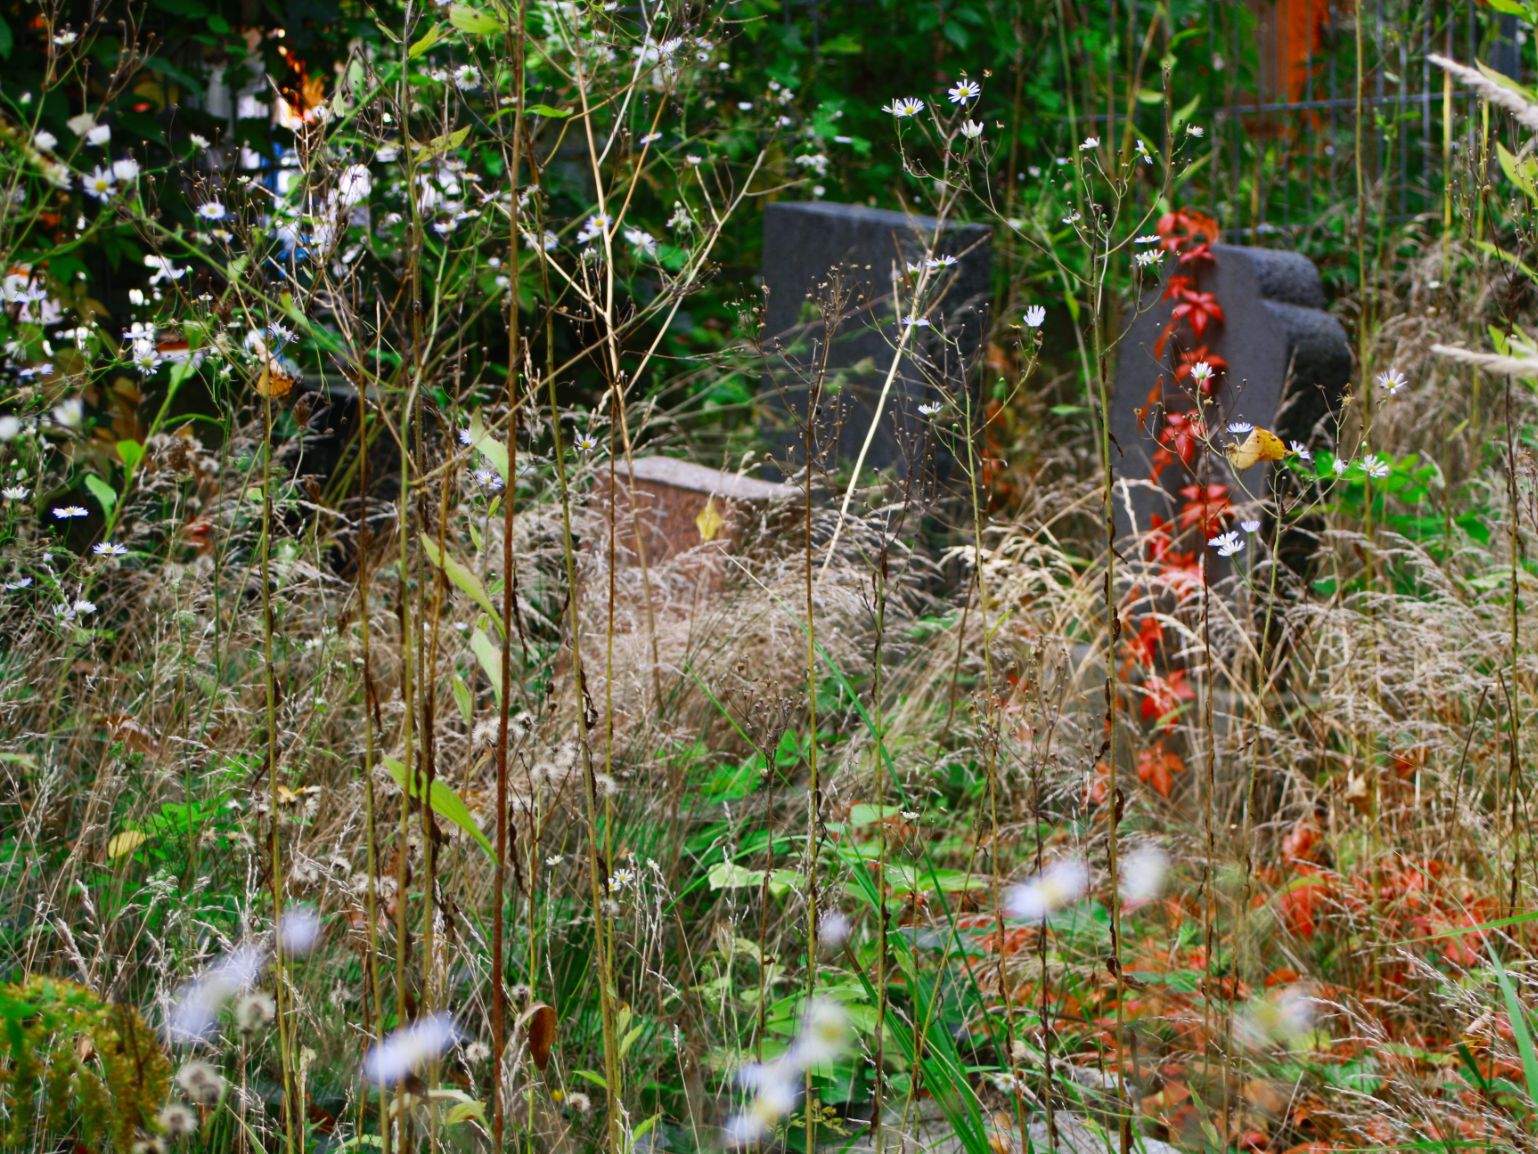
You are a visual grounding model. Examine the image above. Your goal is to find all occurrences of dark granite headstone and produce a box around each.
[761,202,991,477]
[1111,243,1351,551]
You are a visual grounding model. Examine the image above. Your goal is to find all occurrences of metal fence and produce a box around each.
[1194,2,1520,241]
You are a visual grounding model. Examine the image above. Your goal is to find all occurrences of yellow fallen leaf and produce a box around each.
[107,830,150,860]
[1225,427,1287,471]
[695,497,726,543]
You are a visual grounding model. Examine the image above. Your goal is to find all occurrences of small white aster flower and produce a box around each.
[452,64,480,90]
[2,486,28,500]
[34,130,57,151]
[1079,136,1100,151]
[1134,249,1163,268]
[81,166,117,200]
[1023,305,1046,329]
[111,157,140,183]
[947,78,981,104]
[1209,531,1244,557]
[1289,441,1313,462]
[1189,361,1214,386]
[883,97,925,119]
[1239,519,1262,534]
[1062,211,1082,225]
[92,541,127,556]
[53,30,78,46]
[786,998,852,1067]
[1375,367,1407,394]
[1360,453,1389,479]
[959,119,984,139]
[196,200,227,222]
[917,401,942,417]
[925,254,957,268]
[575,431,599,452]
[85,123,111,147]
[71,598,96,616]
[1134,233,1160,244]
[53,398,82,428]
[1227,421,1253,435]
[1004,858,1089,922]
[639,131,662,145]
[1332,456,1349,476]
[901,316,930,329]
[52,505,88,519]
[1186,124,1205,138]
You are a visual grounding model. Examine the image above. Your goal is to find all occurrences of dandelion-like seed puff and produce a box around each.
[362,1013,459,1086]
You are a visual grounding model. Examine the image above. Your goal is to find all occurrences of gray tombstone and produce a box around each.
[1110,243,1351,556]
[761,202,991,477]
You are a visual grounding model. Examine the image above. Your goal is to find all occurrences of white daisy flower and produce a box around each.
[1209,531,1244,557]
[947,78,981,104]
[882,96,925,119]
[1023,305,1046,328]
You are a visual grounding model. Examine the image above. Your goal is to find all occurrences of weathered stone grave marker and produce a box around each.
[1110,243,1351,558]
[761,202,992,479]
[603,456,798,573]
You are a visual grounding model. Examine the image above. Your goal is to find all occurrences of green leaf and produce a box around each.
[448,4,505,35]
[420,535,501,633]
[527,104,573,119]
[83,474,116,515]
[381,755,493,860]
[451,671,474,726]
[116,440,144,472]
[423,125,471,156]
[408,22,447,59]
[469,629,503,702]
[0,15,13,60]
[1491,950,1538,1108]
[467,412,508,483]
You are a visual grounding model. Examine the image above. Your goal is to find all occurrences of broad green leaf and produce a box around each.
[469,629,503,702]
[420,535,501,633]
[423,126,471,156]
[116,440,144,472]
[84,474,116,514]
[451,671,474,725]
[408,22,446,58]
[527,104,573,119]
[381,755,493,860]
[448,5,505,35]
[467,412,508,482]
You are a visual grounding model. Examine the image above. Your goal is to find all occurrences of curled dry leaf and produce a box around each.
[518,1001,557,1070]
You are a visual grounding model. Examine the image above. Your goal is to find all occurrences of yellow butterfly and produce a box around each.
[1224,427,1288,471]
